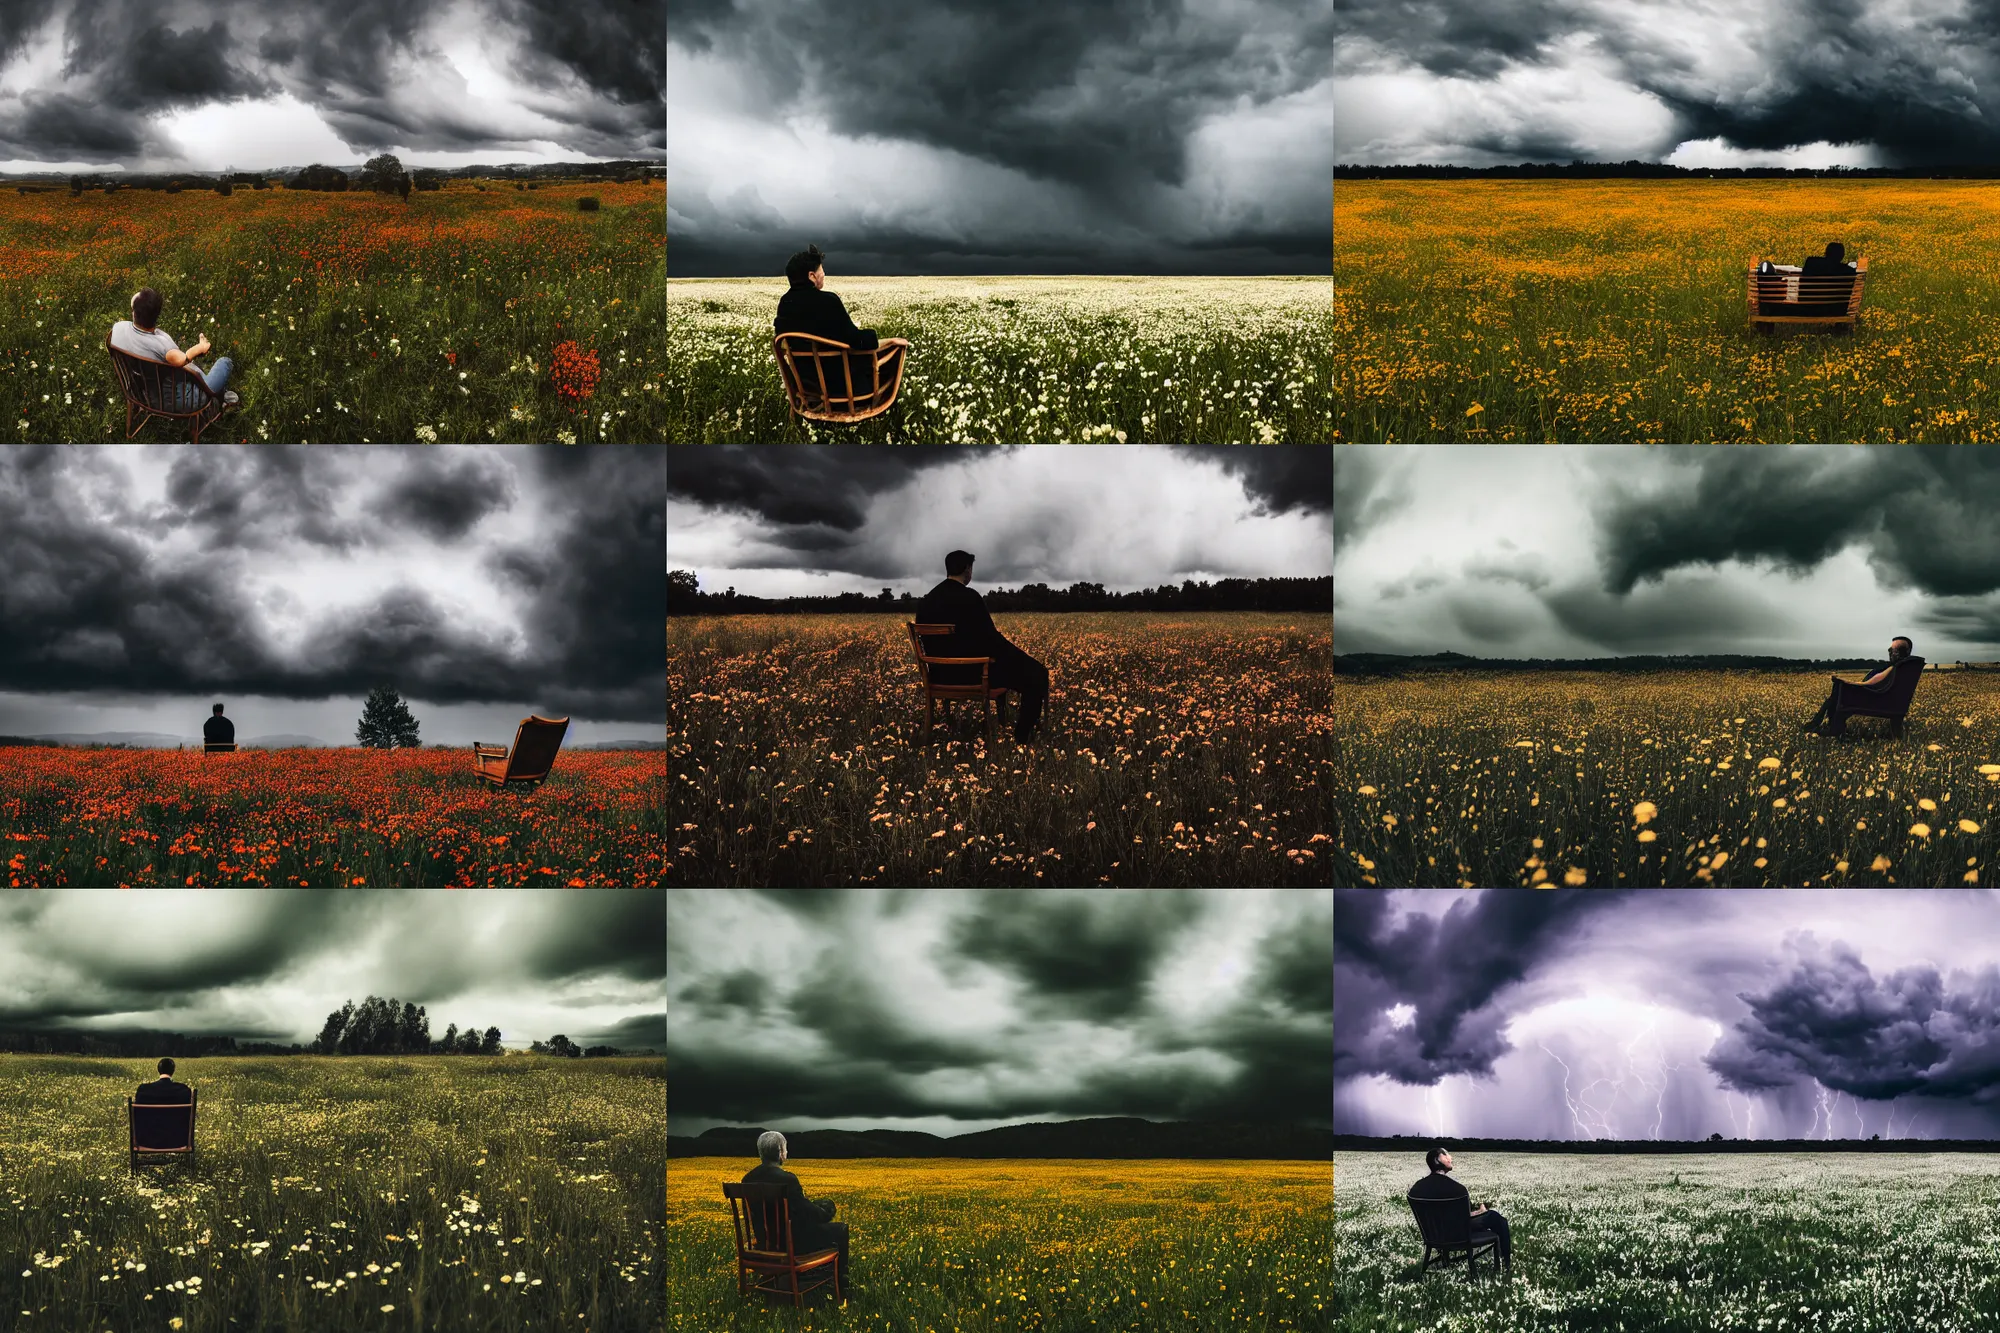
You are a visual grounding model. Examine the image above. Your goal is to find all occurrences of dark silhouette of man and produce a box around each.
[774,245,907,406]
[1410,1146,1511,1268]
[1795,241,1858,316]
[1804,636,1916,736]
[133,1057,194,1149]
[203,703,234,748]
[742,1131,849,1295]
[1801,241,1857,277]
[914,550,1049,742]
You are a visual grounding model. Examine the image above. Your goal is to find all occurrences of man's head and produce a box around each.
[945,550,975,583]
[1891,636,1913,659]
[157,1057,175,1077]
[1426,1146,1452,1173]
[756,1130,788,1165]
[785,245,827,290]
[212,703,226,716]
[1826,241,1846,263]
[131,288,163,331]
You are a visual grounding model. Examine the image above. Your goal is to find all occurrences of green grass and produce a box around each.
[666,276,1331,442]
[0,1054,663,1333]
[1337,1150,2000,1332]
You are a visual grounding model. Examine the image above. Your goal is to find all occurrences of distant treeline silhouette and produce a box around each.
[1335,651,1944,676]
[1339,162,2000,180]
[670,571,1331,615]
[0,1029,305,1057]
[312,996,626,1057]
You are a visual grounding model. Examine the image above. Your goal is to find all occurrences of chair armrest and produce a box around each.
[920,655,995,665]
[878,338,911,349]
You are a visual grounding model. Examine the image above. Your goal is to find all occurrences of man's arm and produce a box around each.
[823,294,879,351]
[162,336,211,368]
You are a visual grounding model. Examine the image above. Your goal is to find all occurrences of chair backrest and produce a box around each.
[1407,1190,1473,1247]
[723,1182,797,1259]
[774,333,879,416]
[204,741,236,754]
[907,623,956,687]
[500,715,569,780]
[1882,656,1926,711]
[1746,258,1867,312]
[106,334,206,411]
[129,1089,197,1152]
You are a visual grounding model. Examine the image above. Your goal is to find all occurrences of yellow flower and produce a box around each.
[1979,764,2000,775]
[1358,785,1377,796]
[1870,855,1893,872]
[1758,757,1781,769]
[1466,402,1484,416]
[1637,830,1657,843]
[1562,866,1587,885]
[1911,823,1932,838]
[1919,798,1938,811]
[1960,819,1982,834]
[1632,801,1657,824]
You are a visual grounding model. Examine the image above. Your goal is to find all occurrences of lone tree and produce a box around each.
[356,686,422,748]
[361,153,409,196]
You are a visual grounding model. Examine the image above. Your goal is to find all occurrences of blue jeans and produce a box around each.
[173,357,232,411]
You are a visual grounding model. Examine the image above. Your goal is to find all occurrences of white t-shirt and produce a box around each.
[110,320,180,363]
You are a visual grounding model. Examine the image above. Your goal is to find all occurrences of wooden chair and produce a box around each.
[908,623,1010,737]
[774,332,910,424]
[1747,256,1868,334]
[127,1090,197,1173]
[1827,655,1926,736]
[1407,1189,1500,1281]
[203,741,236,754]
[472,715,569,787]
[105,333,231,441]
[722,1183,842,1308]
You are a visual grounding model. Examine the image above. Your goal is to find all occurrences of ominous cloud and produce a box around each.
[669,889,1331,1135]
[0,445,665,725]
[669,0,1331,274]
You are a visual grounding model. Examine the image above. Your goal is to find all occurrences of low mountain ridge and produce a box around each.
[669,1117,1331,1160]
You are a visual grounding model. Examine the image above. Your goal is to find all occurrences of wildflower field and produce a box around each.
[1338,1150,2000,1332]
[669,613,1334,886]
[668,1157,1329,1331]
[1334,670,2000,887]
[1334,179,2000,442]
[666,276,1331,443]
[0,748,667,887]
[0,1054,663,1333]
[0,181,663,443]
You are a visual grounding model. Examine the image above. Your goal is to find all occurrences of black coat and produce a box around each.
[135,1077,193,1104]
[741,1163,838,1252]
[775,284,879,351]
[914,579,1011,684]
[133,1078,194,1149]
[202,715,234,744]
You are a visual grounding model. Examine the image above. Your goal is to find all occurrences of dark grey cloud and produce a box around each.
[0,445,665,723]
[670,889,1331,1130]
[665,445,991,532]
[1332,446,1411,558]
[1192,446,1332,516]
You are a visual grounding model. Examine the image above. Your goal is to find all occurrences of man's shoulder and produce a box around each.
[1409,1173,1465,1197]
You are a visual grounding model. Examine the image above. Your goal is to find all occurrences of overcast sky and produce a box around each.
[668,0,1331,274]
[0,890,663,1050]
[0,445,665,745]
[1338,889,2000,1141]
[1333,0,2000,167]
[0,0,663,174]
[669,889,1332,1137]
[668,445,1332,598]
[1335,445,2000,661]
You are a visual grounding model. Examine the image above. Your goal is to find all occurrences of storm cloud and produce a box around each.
[669,0,1331,274]
[668,889,1331,1135]
[1336,0,2000,167]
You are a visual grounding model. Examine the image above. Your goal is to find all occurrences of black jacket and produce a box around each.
[913,579,1010,684]
[203,715,234,744]
[133,1079,194,1150]
[135,1078,193,1104]
[741,1162,837,1251]
[775,284,879,351]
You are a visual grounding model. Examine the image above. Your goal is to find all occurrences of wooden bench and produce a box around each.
[907,622,1010,737]
[1747,256,1867,334]
[127,1091,198,1173]
[774,332,910,424]
[105,333,232,441]
[723,1183,843,1308]
[1828,655,1925,736]
[1407,1189,1501,1281]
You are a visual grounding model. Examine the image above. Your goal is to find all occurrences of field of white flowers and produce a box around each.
[666,275,1331,443]
[1339,1150,2000,1332]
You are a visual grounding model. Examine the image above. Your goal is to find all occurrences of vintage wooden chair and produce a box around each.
[127,1090,198,1173]
[1827,655,1926,736]
[774,332,910,424]
[105,333,232,441]
[722,1182,842,1308]
[907,623,1010,737]
[1747,256,1868,334]
[472,715,569,787]
[1407,1189,1501,1281]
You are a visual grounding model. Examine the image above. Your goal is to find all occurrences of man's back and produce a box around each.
[110,320,180,364]
[1801,255,1857,277]
[135,1078,193,1104]
[914,579,1005,683]
[741,1162,831,1249]
[203,715,234,745]
[775,286,879,351]
[132,1079,193,1150]
[1409,1172,1469,1205]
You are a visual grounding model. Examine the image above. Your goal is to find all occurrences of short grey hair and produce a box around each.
[756,1130,787,1164]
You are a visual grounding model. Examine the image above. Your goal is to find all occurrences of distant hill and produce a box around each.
[1335,652,1932,676]
[25,731,193,748]
[670,1117,1332,1160]
[241,735,330,749]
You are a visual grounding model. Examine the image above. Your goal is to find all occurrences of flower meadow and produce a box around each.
[1333,669,2000,888]
[668,1157,1329,1332]
[0,1054,662,1333]
[0,747,666,887]
[666,276,1331,442]
[1335,179,2000,442]
[1337,1150,2000,1332]
[1,181,663,443]
[669,613,1334,886]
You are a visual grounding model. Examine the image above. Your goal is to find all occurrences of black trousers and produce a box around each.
[986,642,1049,739]
[1806,679,1867,734]
[785,1221,848,1292]
[1469,1209,1511,1262]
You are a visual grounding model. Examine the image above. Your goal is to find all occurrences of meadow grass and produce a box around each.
[669,612,1334,886]
[0,1054,663,1333]
[666,276,1331,443]
[1334,179,2000,442]
[1338,1150,2000,1332]
[0,748,667,887]
[669,1157,1329,1332]
[1333,669,2000,887]
[1,181,663,443]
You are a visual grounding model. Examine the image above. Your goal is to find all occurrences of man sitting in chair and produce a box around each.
[774,245,907,400]
[1802,636,1912,736]
[743,1131,850,1294]
[133,1057,194,1149]
[1410,1146,1511,1268]
[203,703,235,749]
[110,288,239,410]
[914,550,1049,743]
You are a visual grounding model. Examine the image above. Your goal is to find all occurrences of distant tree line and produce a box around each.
[313,996,497,1055]
[13,161,665,197]
[1336,651,1938,676]
[0,1030,305,1057]
[1338,161,2000,180]
[670,570,1331,615]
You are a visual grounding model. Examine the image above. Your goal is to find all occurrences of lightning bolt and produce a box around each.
[1428,1084,1444,1138]
[1540,1042,1589,1140]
